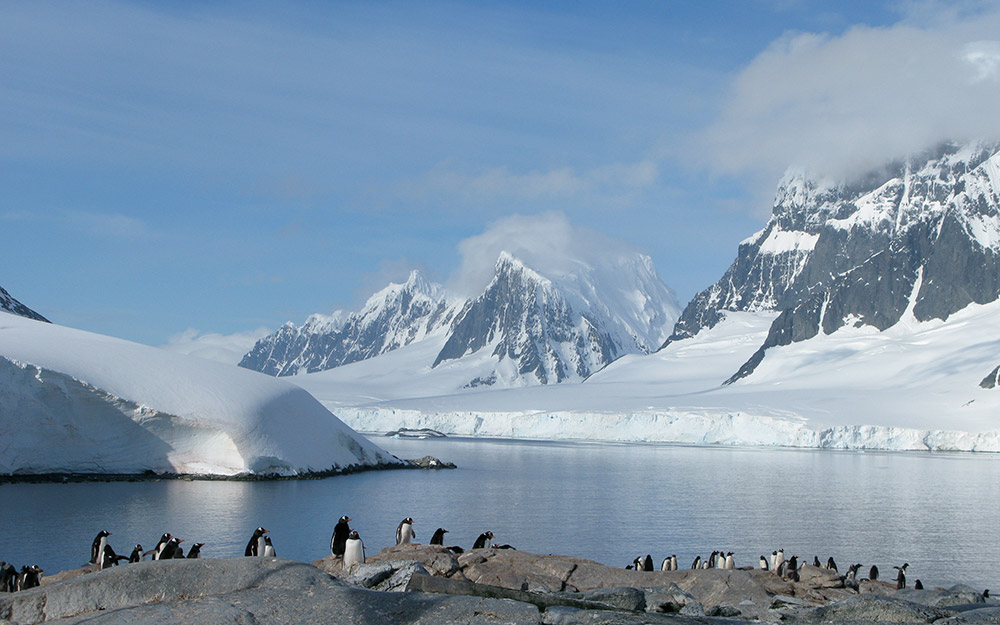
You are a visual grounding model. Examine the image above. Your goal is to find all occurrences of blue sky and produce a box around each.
[3,1,999,347]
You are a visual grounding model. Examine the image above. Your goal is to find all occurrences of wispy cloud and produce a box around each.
[66,211,149,239]
[404,160,658,205]
[697,4,1000,183]
[162,327,271,365]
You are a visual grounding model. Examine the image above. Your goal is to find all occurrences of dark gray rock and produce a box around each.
[541,604,710,625]
[896,584,988,608]
[565,587,646,612]
[802,593,955,623]
[937,606,1000,624]
[0,284,49,323]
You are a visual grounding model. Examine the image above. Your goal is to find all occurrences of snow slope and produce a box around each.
[0,312,399,476]
[295,302,1000,452]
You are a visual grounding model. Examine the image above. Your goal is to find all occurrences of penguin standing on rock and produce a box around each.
[914,579,924,590]
[691,556,701,570]
[245,528,268,557]
[263,536,276,557]
[396,518,416,545]
[160,537,184,560]
[759,555,769,571]
[145,533,172,561]
[129,545,143,563]
[1,562,16,592]
[827,557,838,573]
[473,531,494,549]
[90,530,112,566]
[894,563,909,589]
[343,530,365,570]
[430,528,448,545]
[642,555,654,571]
[187,543,204,559]
[331,516,351,557]
[870,565,879,581]
[17,565,43,591]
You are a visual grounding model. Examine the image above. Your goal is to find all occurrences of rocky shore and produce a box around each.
[1,545,995,624]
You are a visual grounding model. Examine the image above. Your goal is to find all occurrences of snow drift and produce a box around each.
[0,312,400,476]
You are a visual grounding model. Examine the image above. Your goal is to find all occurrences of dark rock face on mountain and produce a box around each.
[665,142,1000,383]
[0,285,48,322]
[241,251,679,386]
[433,253,619,385]
[239,271,455,376]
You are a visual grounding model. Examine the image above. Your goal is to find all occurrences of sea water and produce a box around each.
[1,436,998,591]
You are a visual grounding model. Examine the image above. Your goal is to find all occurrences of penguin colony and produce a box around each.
[0,524,981,599]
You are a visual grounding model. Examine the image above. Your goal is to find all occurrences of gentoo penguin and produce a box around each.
[145,533,172,560]
[870,565,879,581]
[473,531,494,550]
[774,549,785,574]
[691,556,701,570]
[396,518,416,545]
[129,544,143,563]
[187,543,204,558]
[894,563,908,590]
[670,555,678,571]
[160,537,184,560]
[101,544,128,569]
[0,561,16,592]
[263,536,276,558]
[331,516,352,557]
[845,564,861,591]
[632,556,643,570]
[813,556,822,568]
[759,555,769,571]
[642,555,654,572]
[914,579,923,590]
[827,557,838,572]
[90,530,112,565]
[245,527,268,557]
[18,565,42,591]
[661,556,671,571]
[785,556,799,582]
[343,530,365,570]
[430,528,448,545]
[172,545,185,559]
[770,551,777,571]
[724,552,735,570]
[708,551,718,568]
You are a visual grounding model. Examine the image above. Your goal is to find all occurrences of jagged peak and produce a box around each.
[491,251,550,287]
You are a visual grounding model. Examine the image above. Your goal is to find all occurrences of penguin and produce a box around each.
[160,537,184,560]
[813,556,822,568]
[708,551,718,568]
[145,533,172,561]
[691,556,701,570]
[827,557,838,573]
[642,555,654,572]
[759,555,769,570]
[263,536,276,558]
[983,589,990,599]
[845,564,861,591]
[631,556,642,570]
[90,530,112,565]
[0,561,16,592]
[430,528,448,545]
[343,530,365,570]
[129,544,143,563]
[774,549,785,574]
[702,559,710,569]
[101,543,128,569]
[473,531,494,550]
[770,550,777,572]
[331,516,352,557]
[787,556,800,583]
[724,552,735,570]
[245,527,268,557]
[187,543,204,559]
[870,565,879,581]
[670,555,678,571]
[172,545,185,559]
[661,557,671,571]
[894,563,908,590]
[914,579,923,590]
[395,518,416,545]
[18,565,42,591]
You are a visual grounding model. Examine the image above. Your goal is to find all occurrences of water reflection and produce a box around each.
[0,437,997,591]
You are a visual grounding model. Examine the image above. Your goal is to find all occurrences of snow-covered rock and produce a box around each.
[0,312,400,476]
[0,284,48,322]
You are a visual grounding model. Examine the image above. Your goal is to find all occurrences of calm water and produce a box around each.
[2,436,999,591]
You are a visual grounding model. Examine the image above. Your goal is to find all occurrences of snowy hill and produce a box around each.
[0,312,400,476]
[290,142,1000,453]
[0,284,48,322]
[240,270,457,376]
[668,141,1000,382]
[242,253,680,388]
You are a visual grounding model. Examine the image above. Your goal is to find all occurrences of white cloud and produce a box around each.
[162,327,271,365]
[408,160,658,204]
[448,212,639,297]
[699,6,1000,183]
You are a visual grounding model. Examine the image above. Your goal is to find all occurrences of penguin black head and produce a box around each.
[348,530,360,539]
[339,516,351,524]
[402,517,413,524]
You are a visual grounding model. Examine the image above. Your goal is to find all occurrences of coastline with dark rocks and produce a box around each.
[2,544,996,625]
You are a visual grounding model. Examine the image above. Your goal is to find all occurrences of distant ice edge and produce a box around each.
[337,407,1000,453]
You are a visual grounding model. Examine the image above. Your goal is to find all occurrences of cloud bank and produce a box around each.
[700,5,1000,182]
[162,327,271,365]
[448,212,643,298]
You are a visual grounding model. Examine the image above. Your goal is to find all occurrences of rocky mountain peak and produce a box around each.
[0,285,49,323]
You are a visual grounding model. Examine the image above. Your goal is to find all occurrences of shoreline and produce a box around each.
[0,455,455,484]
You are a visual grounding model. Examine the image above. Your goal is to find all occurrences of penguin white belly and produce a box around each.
[263,545,276,557]
[257,536,267,557]
[97,537,108,568]
[344,539,365,569]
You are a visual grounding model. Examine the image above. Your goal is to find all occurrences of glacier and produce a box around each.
[0,312,400,476]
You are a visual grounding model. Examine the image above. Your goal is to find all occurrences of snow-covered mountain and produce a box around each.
[242,253,681,388]
[0,284,48,322]
[240,270,457,376]
[666,141,1000,382]
[0,311,399,476]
